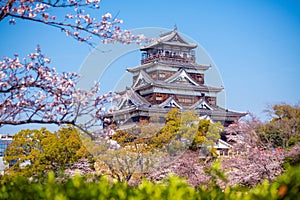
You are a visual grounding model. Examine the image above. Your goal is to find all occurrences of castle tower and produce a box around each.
[104,28,246,129]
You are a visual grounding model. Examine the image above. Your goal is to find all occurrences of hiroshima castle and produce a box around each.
[104,27,246,129]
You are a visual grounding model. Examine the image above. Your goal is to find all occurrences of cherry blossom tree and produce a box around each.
[0,0,146,45]
[0,46,121,136]
[221,148,286,187]
[225,113,262,152]
[0,1,147,135]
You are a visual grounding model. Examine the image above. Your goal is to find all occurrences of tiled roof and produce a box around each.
[133,79,223,93]
[118,89,151,109]
[112,90,247,119]
[132,70,153,88]
[130,68,222,93]
[190,99,213,110]
[126,61,211,73]
[140,28,197,50]
[165,68,199,86]
[157,96,182,109]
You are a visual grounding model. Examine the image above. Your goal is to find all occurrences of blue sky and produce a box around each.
[0,0,300,134]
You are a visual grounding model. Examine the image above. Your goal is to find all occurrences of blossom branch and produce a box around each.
[0,0,147,45]
[0,47,118,136]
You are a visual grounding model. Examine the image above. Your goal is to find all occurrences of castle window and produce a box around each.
[196,75,203,81]
[151,73,157,79]
[156,94,163,101]
[178,98,192,103]
[156,96,163,101]
[177,95,193,104]
[159,73,165,78]
[208,98,216,105]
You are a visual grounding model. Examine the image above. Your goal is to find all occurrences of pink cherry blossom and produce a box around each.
[0,47,118,136]
[0,1,147,46]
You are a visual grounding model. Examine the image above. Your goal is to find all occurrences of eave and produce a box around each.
[126,61,211,73]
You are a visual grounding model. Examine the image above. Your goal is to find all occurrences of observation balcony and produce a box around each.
[141,51,196,65]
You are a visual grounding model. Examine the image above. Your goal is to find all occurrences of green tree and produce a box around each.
[92,123,162,182]
[257,122,282,147]
[93,109,224,182]
[205,121,223,147]
[261,103,300,147]
[4,127,90,178]
[190,119,222,152]
[177,110,198,144]
[271,104,300,147]
[151,109,223,152]
[190,119,210,150]
[93,109,199,181]
[151,108,181,149]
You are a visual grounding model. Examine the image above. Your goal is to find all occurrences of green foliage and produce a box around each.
[94,124,162,182]
[149,109,224,153]
[257,123,282,147]
[0,167,300,200]
[205,160,227,187]
[190,119,209,150]
[3,127,90,179]
[177,110,198,142]
[283,144,300,168]
[259,103,300,148]
[190,119,222,151]
[205,121,223,147]
[97,108,224,182]
[275,166,300,199]
[154,108,181,148]
[111,130,137,147]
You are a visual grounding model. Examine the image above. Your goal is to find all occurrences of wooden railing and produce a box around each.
[141,54,195,65]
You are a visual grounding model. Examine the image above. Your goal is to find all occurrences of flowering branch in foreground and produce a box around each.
[0,47,119,135]
[0,0,147,45]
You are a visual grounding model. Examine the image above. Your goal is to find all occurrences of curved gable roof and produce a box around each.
[165,68,199,86]
[158,96,182,109]
[190,99,213,110]
[118,89,151,109]
[132,70,154,88]
[141,28,197,50]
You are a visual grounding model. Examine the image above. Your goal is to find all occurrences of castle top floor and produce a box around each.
[140,27,198,65]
